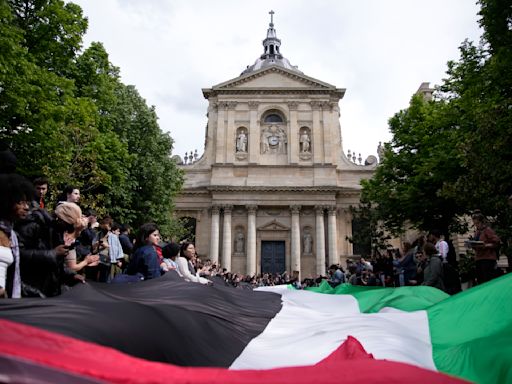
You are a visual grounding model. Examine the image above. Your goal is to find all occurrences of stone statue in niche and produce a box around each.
[303,232,313,254]
[236,130,247,153]
[235,230,245,254]
[261,127,271,153]
[277,126,287,154]
[300,130,311,153]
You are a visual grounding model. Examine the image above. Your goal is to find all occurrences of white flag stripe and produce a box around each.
[231,287,436,371]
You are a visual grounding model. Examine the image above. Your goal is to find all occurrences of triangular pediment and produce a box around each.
[257,219,290,231]
[212,66,336,90]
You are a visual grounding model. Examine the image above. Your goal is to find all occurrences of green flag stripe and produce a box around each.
[427,274,512,384]
[306,280,448,312]
[305,274,512,384]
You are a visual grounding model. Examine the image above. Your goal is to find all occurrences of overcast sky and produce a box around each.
[72,0,482,161]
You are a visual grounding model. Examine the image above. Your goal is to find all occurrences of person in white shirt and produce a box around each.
[161,242,182,277]
[176,242,210,284]
[429,230,448,263]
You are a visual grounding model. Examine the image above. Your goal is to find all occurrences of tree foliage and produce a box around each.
[356,0,512,241]
[1,0,184,237]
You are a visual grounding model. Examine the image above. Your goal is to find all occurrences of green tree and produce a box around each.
[1,0,185,237]
[110,84,184,235]
[361,95,466,237]
[359,0,512,242]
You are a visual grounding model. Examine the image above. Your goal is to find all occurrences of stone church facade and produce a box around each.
[174,16,377,278]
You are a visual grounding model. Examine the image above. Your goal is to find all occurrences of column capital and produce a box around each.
[248,101,260,109]
[327,206,337,215]
[211,205,221,215]
[321,101,333,111]
[290,205,301,214]
[309,100,322,110]
[287,101,299,110]
[222,205,233,214]
[218,101,229,110]
[314,205,325,215]
[210,102,218,112]
[246,204,258,214]
[227,101,238,110]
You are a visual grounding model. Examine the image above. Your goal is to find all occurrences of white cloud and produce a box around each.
[72,0,482,159]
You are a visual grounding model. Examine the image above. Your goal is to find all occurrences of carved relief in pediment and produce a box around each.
[258,219,290,231]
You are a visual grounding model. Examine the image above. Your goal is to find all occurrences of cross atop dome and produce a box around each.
[240,11,302,76]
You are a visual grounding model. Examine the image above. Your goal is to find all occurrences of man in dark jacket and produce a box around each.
[15,206,72,297]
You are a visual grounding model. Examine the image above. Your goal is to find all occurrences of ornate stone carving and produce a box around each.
[302,231,313,255]
[248,101,260,109]
[218,101,229,110]
[210,102,218,112]
[211,205,221,215]
[287,101,299,110]
[246,205,258,214]
[290,205,301,214]
[222,205,233,214]
[261,125,287,154]
[236,129,248,153]
[309,100,322,109]
[327,206,337,216]
[314,205,325,215]
[299,127,311,153]
[321,101,332,111]
[234,230,245,254]
[227,101,238,110]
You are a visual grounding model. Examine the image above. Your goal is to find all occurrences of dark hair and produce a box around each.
[0,147,17,174]
[430,229,442,239]
[111,222,121,232]
[163,242,180,259]
[423,243,437,256]
[99,216,113,226]
[472,213,485,222]
[180,241,195,260]
[0,174,34,219]
[57,185,79,203]
[83,208,97,217]
[120,224,131,233]
[135,223,159,249]
[33,177,49,187]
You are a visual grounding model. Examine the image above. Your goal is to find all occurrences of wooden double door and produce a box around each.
[261,241,286,274]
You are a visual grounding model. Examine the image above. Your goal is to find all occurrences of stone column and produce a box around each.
[345,209,353,256]
[315,205,326,275]
[288,101,299,164]
[310,101,323,163]
[222,205,233,271]
[215,102,227,163]
[225,102,237,163]
[248,101,259,164]
[246,205,258,276]
[290,205,301,274]
[331,103,341,167]
[327,206,338,266]
[209,205,220,266]
[322,102,332,164]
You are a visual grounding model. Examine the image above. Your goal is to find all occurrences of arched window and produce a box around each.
[179,217,197,242]
[264,113,284,123]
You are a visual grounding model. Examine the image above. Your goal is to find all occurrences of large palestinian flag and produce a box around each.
[0,272,510,383]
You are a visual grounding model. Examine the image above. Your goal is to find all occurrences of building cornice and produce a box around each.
[203,88,345,98]
[179,185,360,195]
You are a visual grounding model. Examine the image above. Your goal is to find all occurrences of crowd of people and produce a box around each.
[0,166,504,299]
